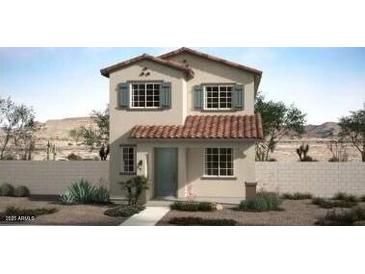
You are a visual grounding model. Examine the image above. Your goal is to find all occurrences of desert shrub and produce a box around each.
[2,154,16,160]
[14,186,30,197]
[59,179,109,204]
[119,176,149,206]
[312,197,357,208]
[238,192,282,212]
[0,183,15,197]
[171,201,217,212]
[6,206,58,216]
[92,186,109,203]
[104,205,144,217]
[316,207,365,226]
[281,192,313,200]
[67,153,82,161]
[332,192,359,202]
[168,217,237,226]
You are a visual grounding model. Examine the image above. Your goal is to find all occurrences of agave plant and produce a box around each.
[93,185,110,204]
[59,179,109,204]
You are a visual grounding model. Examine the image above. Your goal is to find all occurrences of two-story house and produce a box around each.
[101,47,263,202]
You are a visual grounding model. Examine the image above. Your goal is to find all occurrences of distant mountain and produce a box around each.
[303,122,340,139]
[34,117,340,140]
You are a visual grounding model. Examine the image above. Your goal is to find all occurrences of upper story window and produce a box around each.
[205,85,233,110]
[117,81,171,110]
[131,83,160,108]
[194,83,243,111]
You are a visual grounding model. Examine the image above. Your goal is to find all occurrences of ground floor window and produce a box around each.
[121,146,136,174]
[205,148,234,176]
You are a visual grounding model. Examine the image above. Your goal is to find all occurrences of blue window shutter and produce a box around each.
[233,84,244,110]
[160,82,171,108]
[118,83,130,108]
[194,85,204,109]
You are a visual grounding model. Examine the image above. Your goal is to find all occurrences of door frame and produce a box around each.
[154,147,178,198]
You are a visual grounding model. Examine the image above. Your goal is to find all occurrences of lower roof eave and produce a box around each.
[128,138,260,143]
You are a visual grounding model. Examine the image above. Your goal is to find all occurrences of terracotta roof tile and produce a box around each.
[129,113,264,140]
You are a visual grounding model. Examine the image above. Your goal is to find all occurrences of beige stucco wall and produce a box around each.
[110,140,256,200]
[164,53,256,116]
[108,55,258,199]
[108,60,188,196]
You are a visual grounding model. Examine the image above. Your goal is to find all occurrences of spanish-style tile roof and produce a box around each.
[129,113,263,140]
[100,54,194,78]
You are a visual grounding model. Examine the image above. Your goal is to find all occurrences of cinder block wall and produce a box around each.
[256,162,365,198]
[0,161,364,198]
[0,161,109,195]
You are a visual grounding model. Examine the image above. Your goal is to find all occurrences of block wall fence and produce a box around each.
[0,161,364,198]
[256,162,365,198]
[0,161,109,195]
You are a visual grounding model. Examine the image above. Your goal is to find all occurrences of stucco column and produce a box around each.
[177,147,187,198]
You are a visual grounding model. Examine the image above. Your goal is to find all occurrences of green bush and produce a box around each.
[0,183,15,196]
[361,195,365,202]
[238,192,282,212]
[14,186,30,197]
[104,205,144,217]
[168,217,237,226]
[312,197,357,208]
[316,207,365,226]
[59,179,110,204]
[171,201,217,212]
[281,192,313,200]
[332,192,359,202]
[119,176,149,206]
[67,153,82,161]
[6,206,58,216]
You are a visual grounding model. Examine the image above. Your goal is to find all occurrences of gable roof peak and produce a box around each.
[100,53,194,78]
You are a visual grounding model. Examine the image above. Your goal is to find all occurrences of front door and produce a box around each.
[154,148,178,197]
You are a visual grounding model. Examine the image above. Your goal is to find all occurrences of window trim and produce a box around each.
[129,82,162,109]
[204,147,234,178]
[120,145,137,175]
[203,84,234,111]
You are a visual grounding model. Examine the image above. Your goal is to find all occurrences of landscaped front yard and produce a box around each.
[0,197,127,225]
[158,194,365,226]
[157,200,328,226]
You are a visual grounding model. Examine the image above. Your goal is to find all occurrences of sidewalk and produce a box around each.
[120,207,170,226]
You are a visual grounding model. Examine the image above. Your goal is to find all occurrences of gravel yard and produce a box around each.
[157,200,332,226]
[0,197,126,226]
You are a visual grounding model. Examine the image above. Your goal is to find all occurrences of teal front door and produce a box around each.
[154,148,178,197]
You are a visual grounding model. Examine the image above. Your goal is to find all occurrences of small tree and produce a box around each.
[255,92,306,161]
[327,138,348,162]
[0,97,37,160]
[119,176,149,206]
[0,97,17,159]
[69,128,83,143]
[79,106,110,155]
[338,106,365,161]
[12,104,37,160]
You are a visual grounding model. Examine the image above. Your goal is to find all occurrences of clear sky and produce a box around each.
[0,47,364,124]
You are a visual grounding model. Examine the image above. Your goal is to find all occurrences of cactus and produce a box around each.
[52,144,57,161]
[46,141,57,161]
[296,143,314,161]
[46,140,51,160]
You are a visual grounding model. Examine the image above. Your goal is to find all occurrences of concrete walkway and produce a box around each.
[120,207,170,226]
